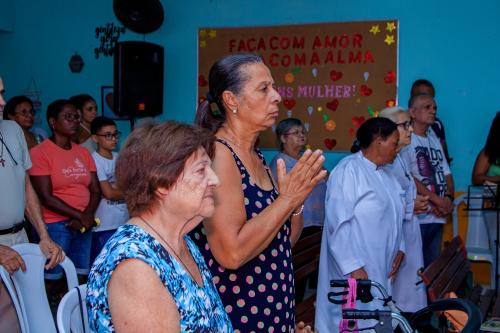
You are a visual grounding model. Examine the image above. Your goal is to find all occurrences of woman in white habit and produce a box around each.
[380,107,429,313]
[315,117,405,332]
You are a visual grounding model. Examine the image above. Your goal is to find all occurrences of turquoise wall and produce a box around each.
[1,0,499,190]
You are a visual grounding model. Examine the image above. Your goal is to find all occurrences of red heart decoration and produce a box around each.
[360,85,373,96]
[330,70,343,82]
[324,138,337,150]
[326,99,339,111]
[198,75,208,87]
[105,93,114,111]
[348,128,356,137]
[283,99,296,110]
[352,116,365,128]
[384,70,396,84]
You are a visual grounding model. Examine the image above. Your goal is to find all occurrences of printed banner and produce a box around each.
[198,20,398,151]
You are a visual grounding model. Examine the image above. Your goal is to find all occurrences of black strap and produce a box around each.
[75,286,86,331]
[0,221,26,235]
[0,131,18,166]
[216,138,278,192]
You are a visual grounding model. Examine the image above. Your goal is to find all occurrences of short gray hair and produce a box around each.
[379,106,406,123]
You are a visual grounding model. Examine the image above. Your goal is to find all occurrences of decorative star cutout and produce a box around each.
[369,25,380,35]
[386,22,396,32]
[384,35,395,45]
[208,30,217,38]
[199,40,207,48]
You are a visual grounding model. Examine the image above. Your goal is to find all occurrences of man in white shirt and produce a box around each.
[404,93,454,267]
[0,77,64,332]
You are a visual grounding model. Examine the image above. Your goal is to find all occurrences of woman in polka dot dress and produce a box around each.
[193,53,327,332]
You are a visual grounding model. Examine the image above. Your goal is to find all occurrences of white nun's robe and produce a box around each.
[386,150,427,312]
[315,152,405,333]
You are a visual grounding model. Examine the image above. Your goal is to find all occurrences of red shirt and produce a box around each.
[29,140,97,223]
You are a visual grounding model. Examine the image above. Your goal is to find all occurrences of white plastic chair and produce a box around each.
[10,243,78,333]
[453,193,495,287]
[0,267,28,333]
[57,284,89,333]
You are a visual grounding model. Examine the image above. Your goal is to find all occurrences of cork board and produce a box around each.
[197,20,398,151]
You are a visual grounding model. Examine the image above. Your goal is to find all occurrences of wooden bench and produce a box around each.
[293,229,322,326]
[419,235,500,328]
[420,236,471,302]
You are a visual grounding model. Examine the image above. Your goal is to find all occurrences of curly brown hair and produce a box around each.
[116,121,215,216]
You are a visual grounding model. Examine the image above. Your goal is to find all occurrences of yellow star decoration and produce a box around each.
[386,22,396,32]
[199,40,207,48]
[384,35,395,45]
[199,29,207,38]
[369,25,380,35]
[208,30,217,39]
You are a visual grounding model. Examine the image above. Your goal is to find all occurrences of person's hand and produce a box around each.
[65,218,83,231]
[429,196,451,217]
[434,196,453,216]
[432,206,446,217]
[0,245,26,274]
[79,212,97,230]
[277,149,327,208]
[413,195,429,213]
[38,236,65,270]
[295,321,312,333]
[350,267,368,280]
[388,251,405,282]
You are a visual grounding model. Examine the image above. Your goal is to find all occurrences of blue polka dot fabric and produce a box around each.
[191,139,295,333]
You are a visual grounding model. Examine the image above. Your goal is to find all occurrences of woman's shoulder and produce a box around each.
[102,225,155,257]
[270,152,291,163]
[93,225,166,274]
[0,120,22,133]
[212,140,242,176]
[29,139,52,156]
[328,153,363,184]
[334,152,362,171]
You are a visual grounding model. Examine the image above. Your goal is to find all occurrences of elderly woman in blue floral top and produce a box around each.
[86,121,232,332]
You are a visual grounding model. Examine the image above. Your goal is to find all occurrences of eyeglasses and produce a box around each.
[15,109,34,117]
[62,113,81,121]
[95,131,122,140]
[284,130,306,136]
[396,120,413,130]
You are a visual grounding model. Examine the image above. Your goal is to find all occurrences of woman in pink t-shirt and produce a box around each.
[29,99,100,287]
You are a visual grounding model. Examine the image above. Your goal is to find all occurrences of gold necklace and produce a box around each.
[137,217,201,285]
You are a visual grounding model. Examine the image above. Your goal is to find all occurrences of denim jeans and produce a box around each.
[90,229,117,265]
[45,221,92,279]
[420,223,444,268]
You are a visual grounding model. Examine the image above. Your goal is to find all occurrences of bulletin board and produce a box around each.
[197,20,398,151]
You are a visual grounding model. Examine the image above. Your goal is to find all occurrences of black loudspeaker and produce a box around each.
[114,41,164,118]
[113,0,164,34]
